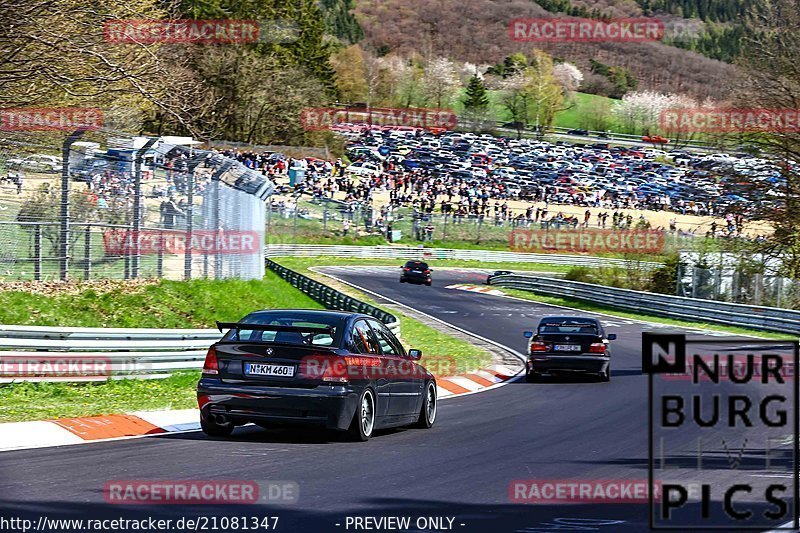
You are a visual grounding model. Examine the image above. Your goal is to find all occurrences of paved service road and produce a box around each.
[0,267,793,533]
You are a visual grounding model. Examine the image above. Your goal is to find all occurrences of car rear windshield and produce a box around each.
[405,261,429,269]
[538,320,598,334]
[225,313,344,347]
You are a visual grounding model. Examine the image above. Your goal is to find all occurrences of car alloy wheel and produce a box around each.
[425,383,437,425]
[415,382,437,428]
[361,390,375,437]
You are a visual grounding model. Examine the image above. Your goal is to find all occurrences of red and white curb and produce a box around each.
[0,409,201,452]
[445,283,506,296]
[435,364,518,397]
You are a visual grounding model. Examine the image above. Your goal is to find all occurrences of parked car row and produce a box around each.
[336,124,789,215]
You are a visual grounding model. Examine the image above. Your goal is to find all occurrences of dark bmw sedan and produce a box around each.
[523,316,616,382]
[197,309,437,441]
[400,260,432,285]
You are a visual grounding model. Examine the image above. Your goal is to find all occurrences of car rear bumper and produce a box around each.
[197,378,360,431]
[401,274,431,284]
[527,355,609,374]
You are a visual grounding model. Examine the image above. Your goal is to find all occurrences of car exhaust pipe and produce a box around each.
[215,414,229,425]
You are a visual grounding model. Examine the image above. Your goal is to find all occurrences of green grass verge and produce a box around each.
[0,271,322,328]
[496,287,794,340]
[0,371,200,422]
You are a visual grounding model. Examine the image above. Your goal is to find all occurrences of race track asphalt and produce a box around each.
[0,267,795,533]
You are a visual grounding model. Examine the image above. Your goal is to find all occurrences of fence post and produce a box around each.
[754,273,763,306]
[34,224,42,281]
[157,229,164,278]
[293,197,299,239]
[184,169,195,280]
[60,129,86,280]
[83,225,91,280]
[132,137,158,279]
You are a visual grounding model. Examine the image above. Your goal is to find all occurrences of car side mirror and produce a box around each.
[607,333,617,340]
[523,331,533,338]
[408,349,423,360]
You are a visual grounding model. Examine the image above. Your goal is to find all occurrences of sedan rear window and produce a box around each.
[538,320,598,334]
[405,261,429,269]
[226,314,343,346]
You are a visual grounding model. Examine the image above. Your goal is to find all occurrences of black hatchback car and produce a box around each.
[400,260,432,285]
[523,316,616,382]
[197,309,437,441]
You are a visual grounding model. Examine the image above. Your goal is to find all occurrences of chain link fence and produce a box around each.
[0,130,273,282]
[677,253,800,309]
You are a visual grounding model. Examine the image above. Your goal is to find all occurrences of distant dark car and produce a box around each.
[400,260,432,286]
[197,309,437,441]
[486,270,513,284]
[567,128,589,136]
[523,316,616,382]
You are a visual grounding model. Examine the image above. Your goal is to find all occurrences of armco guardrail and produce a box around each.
[0,326,220,383]
[488,274,800,335]
[265,258,400,333]
[265,244,659,269]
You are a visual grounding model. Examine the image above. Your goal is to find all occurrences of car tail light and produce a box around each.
[589,343,607,354]
[530,342,548,352]
[403,267,410,271]
[202,347,219,375]
[424,269,430,274]
[322,360,349,382]
[299,354,349,383]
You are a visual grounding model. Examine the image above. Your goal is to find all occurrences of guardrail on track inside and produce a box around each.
[265,258,400,333]
[0,326,220,383]
[488,274,800,336]
[265,244,660,269]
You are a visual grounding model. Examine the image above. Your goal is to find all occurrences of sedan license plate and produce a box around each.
[553,344,582,352]
[244,362,295,377]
